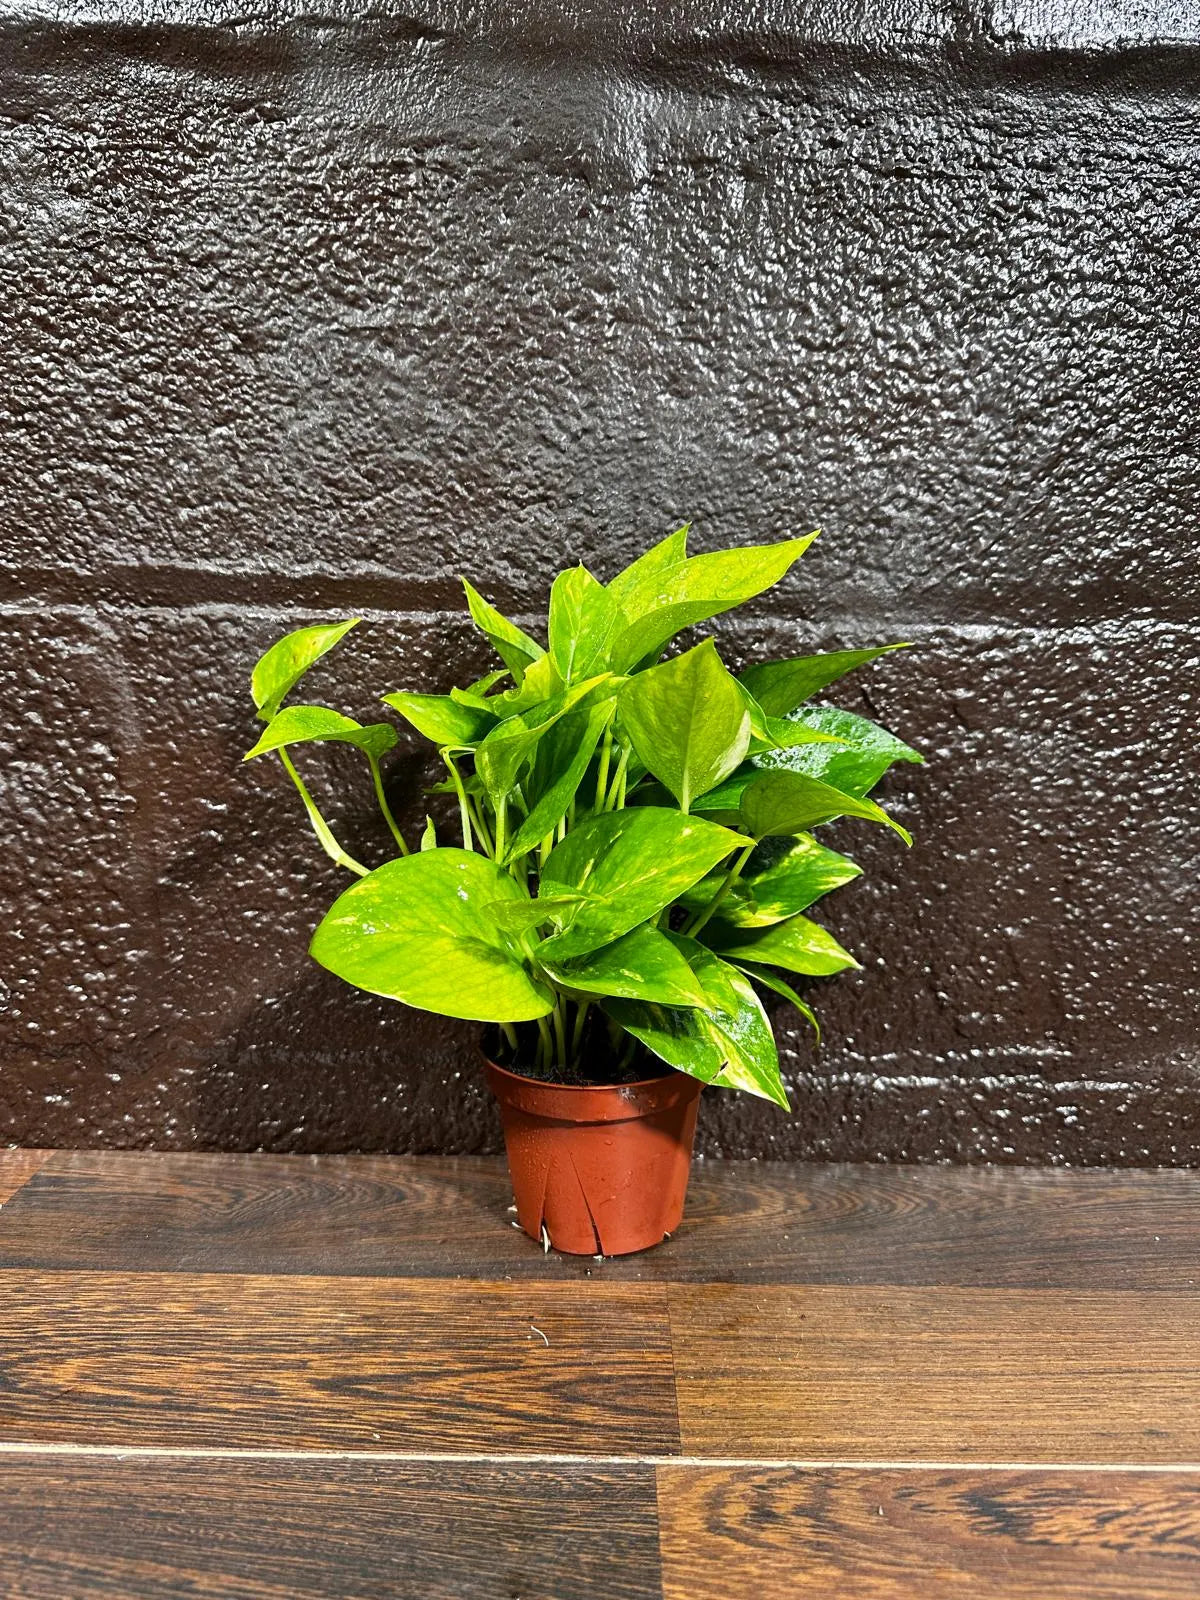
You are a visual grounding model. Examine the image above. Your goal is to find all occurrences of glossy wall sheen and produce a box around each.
[0,0,1196,1161]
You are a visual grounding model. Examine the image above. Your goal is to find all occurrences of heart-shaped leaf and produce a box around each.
[678,833,861,927]
[705,912,859,976]
[739,644,910,717]
[740,769,911,845]
[540,925,708,1006]
[251,620,359,722]
[244,705,397,763]
[609,534,817,672]
[310,850,555,1022]
[604,936,788,1107]
[382,691,494,748]
[539,808,744,960]
[618,639,750,813]
[762,706,924,798]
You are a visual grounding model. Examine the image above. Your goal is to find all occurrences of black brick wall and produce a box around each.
[1,0,1196,1160]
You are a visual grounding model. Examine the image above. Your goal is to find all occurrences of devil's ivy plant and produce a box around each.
[245,529,921,1106]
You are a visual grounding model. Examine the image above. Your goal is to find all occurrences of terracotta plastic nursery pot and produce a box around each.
[483,1057,704,1257]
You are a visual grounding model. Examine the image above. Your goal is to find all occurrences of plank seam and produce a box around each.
[1,1444,1199,1471]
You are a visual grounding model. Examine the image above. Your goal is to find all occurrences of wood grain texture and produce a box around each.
[669,1285,1200,1461]
[0,1149,50,1206]
[0,1455,659,1600]
[0,1152,514,1278]
[657,1466,1200,1599]
[0,1271,678,1454]
[2,1151,1196,1289]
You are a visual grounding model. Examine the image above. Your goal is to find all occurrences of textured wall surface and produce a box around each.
[1,0,1196,1161]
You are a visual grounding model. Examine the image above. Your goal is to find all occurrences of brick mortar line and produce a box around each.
[0,596,1190,639]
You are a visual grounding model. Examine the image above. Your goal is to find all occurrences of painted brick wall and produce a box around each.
[1,0,1196,1159]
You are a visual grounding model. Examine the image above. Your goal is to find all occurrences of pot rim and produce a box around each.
[481,1054,680,1094]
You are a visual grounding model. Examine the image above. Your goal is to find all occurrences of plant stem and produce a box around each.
[511,851,529,894]
[605,744,631,811]
[493,795,507,863]
[279,750,368,877]
[570,999,590,1062]
[535,1014,554,1072]
[500,1021,518,1055]
[443,751,473,851]
[684,840,756,938]
[368,756,410,856]
[593,726,613,810]
[551,1001,568,1071]
[469,799,495,859]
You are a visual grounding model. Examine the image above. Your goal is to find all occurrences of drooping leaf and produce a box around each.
[538,808,744,961]
[740,769,912,845]
[705,912,860,976]
[739,644,910,717]
[734,962,820,1041]
[762,705,924,798]
[244,705,397,763]
[475,676,612,805]
[461,578,544,680]
[540,925,708,1007]
[548,565,627,684]
[251,620,360,722]
[605,525,689,613]
[309,850,555,1022]
[677,833,861,928]
[618,639,751,812]
[604,936,788,1107]
[382,691,494,748]
[608,534,818,672]
[503,699,616,864]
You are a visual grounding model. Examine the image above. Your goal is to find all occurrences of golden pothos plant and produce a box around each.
[246,528,921,1106]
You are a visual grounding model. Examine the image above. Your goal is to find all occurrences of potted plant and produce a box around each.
[245,528,921,1255]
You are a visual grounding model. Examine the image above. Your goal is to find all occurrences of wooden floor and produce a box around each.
[0,1151,1197,1597]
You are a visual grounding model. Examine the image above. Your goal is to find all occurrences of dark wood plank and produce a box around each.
[0,1455,659,1599]
[669,1284,1200,1461]
[0,1271,678,1454]
[0,1149,50,1206]
[0,1152,518,1278]
[2,1151,1196,1289]
[672,1160,1200,1289]
[657,1466,1200,1599]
